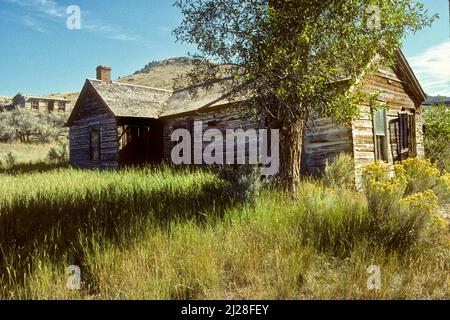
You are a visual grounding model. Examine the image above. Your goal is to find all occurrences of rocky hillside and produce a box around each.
[47,57,194,106]
[117,57,193,90]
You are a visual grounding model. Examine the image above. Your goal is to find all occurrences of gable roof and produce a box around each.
[395,50,427,104]
[88,79,172,118]
[67,50,426,125]
[159,79,246,117]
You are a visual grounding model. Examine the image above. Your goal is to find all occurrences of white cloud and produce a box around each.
[1,0,65,17]
[22,15,47,33]
[408,40,450,96]
[0,0,143,42]
[83,22,143,42]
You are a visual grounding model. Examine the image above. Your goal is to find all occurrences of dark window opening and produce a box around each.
[58,102,65,112]
[90,127,101,161]
[398,111,416,160]
[31,100,39,110]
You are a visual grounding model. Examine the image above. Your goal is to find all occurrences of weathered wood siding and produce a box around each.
[161,106,260,163]
[352,66,424,184]
[304,118,353,174]
[69,90,119,169]
[162,107,353,175]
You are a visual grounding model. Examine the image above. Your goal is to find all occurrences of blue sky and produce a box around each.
[0,0,449,97]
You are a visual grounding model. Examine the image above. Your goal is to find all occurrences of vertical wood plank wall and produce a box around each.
[69,93,119,169]
[161,107,260,163]
[352,66,424,185]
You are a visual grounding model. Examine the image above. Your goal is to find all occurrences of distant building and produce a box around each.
[10,93,71,113]
[422,96,450,107]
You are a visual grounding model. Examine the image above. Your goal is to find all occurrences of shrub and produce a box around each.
[400,158,450,203]
[0,112,16,142]
[214,165,262,204]
[423,104,450,171]
[48,140,69,163]
[323,153,355,189]
[362,162,406,215]
[5,151,17,167]
[360,161,445,251]
[0,108,68,143]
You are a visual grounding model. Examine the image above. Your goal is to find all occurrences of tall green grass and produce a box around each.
[0,167,448,299]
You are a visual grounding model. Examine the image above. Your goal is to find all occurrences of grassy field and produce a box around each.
[0,143,55,164]
[0,165,448,300]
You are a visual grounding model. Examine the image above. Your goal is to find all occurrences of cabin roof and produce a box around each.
[68,50,426,125]
[87,79,172,118]
[13,93,70,102]
[159,79,246,117]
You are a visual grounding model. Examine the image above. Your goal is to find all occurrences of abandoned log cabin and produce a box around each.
[67,51,426,181]
[10,94,71,113]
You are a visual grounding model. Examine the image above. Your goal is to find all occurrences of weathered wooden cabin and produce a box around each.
[11,94,70,113]
[67,51,426,181]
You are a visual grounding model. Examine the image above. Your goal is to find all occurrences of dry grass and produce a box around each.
[0,142,56,164]
[0,167,448,300]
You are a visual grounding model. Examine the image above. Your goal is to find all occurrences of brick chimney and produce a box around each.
[96,65,112,81]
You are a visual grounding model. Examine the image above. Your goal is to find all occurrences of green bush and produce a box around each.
[323,153,355,189]
[213,165,262,204]
[359,161,446,252]
[423,104,450,171]
[399,158,449,203]
[48,140,69,163]
[0,108,67,143]
[5,151,17,167]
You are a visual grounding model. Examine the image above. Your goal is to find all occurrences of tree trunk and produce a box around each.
[279,118,306,196]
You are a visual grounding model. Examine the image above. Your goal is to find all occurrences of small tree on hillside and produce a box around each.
[0,112,16,142]
[11,108,39,143]
[174,0,436,194]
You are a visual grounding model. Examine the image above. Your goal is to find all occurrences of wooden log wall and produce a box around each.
[69,93,119,169]
[304,118,353,175]
[161,107,261,164]
[353,66,424,186]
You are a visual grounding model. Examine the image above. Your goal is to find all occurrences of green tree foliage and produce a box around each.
[0,108,67,143]
[423,104,450,171]
[174,0,436,193]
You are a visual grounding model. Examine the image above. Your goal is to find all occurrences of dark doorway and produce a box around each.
[117,117,164,167]
[48,101,55,113]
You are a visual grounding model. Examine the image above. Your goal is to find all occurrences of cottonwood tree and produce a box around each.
[174,0,436,194]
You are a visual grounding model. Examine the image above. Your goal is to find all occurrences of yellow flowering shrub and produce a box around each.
[362,159,448,248]
[400,158,442,196]
[362,162,406,215]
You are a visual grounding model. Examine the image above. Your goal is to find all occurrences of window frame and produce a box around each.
[57,101,66,112]
[89,126,101,162]
[31,100,39,110]
[398,110,416,159]
[372,108,389,162]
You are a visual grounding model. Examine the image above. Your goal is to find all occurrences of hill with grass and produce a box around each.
[46,57,194,106]
[118,57,194,89]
